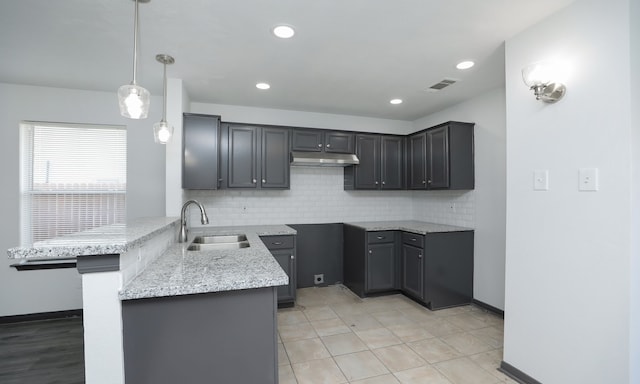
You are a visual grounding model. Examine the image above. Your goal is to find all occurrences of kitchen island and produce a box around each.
[7,218,294,384]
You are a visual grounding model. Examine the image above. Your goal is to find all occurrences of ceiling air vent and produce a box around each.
[427,78,457,92]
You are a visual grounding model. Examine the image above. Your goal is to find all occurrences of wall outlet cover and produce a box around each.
[579,168,599,191]
[533,170,549,191]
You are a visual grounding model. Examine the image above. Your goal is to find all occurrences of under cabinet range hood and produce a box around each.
[290,151,360,167]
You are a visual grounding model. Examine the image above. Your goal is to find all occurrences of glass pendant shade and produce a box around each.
[153,120,173,144]
[118,83,150,119]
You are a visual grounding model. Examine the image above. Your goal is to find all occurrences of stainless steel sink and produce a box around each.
[187,242,250,251]
[187,234,250,251]
[192,234,247,244]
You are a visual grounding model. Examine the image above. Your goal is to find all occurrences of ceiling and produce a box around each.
[0,0,575,121]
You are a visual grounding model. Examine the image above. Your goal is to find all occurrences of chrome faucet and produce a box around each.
[179,200,209,243]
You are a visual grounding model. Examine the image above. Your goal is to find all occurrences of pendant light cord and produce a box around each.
[132,0,139,85]
[162,62,167,122]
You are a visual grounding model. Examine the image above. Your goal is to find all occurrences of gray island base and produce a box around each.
[122,286,278,384]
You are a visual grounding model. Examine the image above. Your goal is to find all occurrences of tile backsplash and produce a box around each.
[185,167,474,228]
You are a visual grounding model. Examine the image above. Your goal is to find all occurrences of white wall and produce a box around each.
[0,83,166,317]
[412,87,507,310]
[503,0,633,382]
[630,0,640,381]
[190,102,414,134]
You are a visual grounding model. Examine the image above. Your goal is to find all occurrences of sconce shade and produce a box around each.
[522,61,566,103]
[118,83,150,119]
[153,120,173,144]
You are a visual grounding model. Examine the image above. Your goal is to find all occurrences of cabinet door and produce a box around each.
[366,243,395,292]
[401,244,424,300]
[426,126,450,189]
[271,250,296,303]
[354,134,380,189]
[291,129,323,152]
[261,127,290,189]
[380,136,404,190]
[325,132,355,153]
[182,114,220,189]
[228,125,258,188]
[408,132,427,189]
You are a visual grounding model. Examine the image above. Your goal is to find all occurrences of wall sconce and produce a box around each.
[521,61,566,103]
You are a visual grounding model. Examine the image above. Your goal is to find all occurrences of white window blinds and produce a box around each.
[20,122,127,244]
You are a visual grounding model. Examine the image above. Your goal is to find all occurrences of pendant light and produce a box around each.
[153,54,175,144]
[118,0,150,119]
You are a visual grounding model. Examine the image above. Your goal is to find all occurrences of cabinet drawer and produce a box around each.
[402,232,424,247]
[261,235,295,250]
[367,231,395,244]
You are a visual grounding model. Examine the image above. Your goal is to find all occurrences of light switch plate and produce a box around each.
[533,170,549,191]
[579,168,599,191]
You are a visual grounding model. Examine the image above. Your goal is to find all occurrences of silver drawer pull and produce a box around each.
[376,236,385,240]
[272,241,283,245]
[318,143,323,147]
[326,144,331,148]
[411,238,417,242]
[418,254,423,259]
[290,255,294,260]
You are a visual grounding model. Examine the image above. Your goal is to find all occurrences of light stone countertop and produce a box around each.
[345,220,473,234]
[118,225,296,301]
[7,217,180,259]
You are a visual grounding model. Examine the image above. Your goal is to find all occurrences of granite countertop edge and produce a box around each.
[7,217,181,259]
[344,220,473,234]
[119,225,296,301]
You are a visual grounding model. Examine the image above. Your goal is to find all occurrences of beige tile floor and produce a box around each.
[277,285,516,384]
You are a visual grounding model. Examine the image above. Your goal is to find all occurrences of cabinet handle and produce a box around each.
[422,180,426,184]
[318,143,323,148]
[262,179,266,183]
[326,144,331,148]
[418,254,423,259]
[375,181,379,185]
[411,238,417,242]
[252,179,257,184]
[272,242,283,245]
[376,236,385,240]
[382,181,386,185]
[369,250,372,254]
[290,255,294,260]
[427,179,432,184]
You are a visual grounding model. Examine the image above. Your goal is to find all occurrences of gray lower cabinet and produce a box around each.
[261,235,296,306]
[122,287,278,384]
[182,113,221,189]
[401,233,425,301]
[222,123,290,189]
[343,225,398,297]
[401,231,474,310]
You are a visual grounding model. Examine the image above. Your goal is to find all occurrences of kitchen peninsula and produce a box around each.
[7,218,293,384]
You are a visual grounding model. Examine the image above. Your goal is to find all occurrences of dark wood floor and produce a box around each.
[0,317,85,384]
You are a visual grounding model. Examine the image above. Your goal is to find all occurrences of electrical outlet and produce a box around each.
[314,274,324,285]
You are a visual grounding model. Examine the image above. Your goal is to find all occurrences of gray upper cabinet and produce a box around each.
[292,128,354,153]
[223,123,290,189]
[227,125,258,188]
[345,134,404,190]
[182,114,221,190]
[408,121,474,190]
[261,127,290,189]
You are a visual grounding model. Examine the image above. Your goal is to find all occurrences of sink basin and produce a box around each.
[192,234,247,244]
[187,241,250,251]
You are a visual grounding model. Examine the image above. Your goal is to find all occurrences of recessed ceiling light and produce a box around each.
[456,61,475,70]
[256,82,270,90]
[272,25,295,39]
[389,99,403,105]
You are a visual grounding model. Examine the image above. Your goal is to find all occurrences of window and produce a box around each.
[20,122,127,244]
